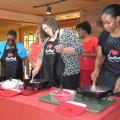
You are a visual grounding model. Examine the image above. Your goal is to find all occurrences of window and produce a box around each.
[24,32,35,52]
[23,32,35,78]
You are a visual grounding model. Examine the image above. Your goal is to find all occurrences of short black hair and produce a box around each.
[102,4,120,18]
[7,30,17,38]
[76,21,91,34]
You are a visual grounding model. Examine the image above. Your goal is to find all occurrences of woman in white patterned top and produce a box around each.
[32,17,82,90]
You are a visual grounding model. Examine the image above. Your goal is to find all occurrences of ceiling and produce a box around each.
[0,0,119,32]
[0,0,119,16]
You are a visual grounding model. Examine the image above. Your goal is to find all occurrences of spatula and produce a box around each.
[90,81,96,92]
[30,76,34,83]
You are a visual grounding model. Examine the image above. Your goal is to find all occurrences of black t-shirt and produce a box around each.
[98,31,110,47]
[97,31,120,89]
[98,31,120,75]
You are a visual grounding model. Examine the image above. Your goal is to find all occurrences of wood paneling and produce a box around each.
[0,9,43,23]
[59,18,80,27]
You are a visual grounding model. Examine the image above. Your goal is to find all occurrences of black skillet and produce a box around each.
[24,79,48,90]
[76,85,112,103]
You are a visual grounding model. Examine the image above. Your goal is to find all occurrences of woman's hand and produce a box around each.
[114,77,120,93]
[32,67,39,78]
[54,45,64,53]
[32,59,42,78]
[31,62,36,69]
[91,70,99,82]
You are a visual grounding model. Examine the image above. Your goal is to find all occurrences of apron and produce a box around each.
[97,35,120,91]
[1,43,23,80]
[42,37,65,87]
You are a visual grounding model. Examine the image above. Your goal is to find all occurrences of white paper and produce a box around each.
[66,101,87,108]
[9,89,21,93]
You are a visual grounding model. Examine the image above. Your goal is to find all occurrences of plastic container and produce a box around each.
[49,89,76,103]
[1,79,24,90]
[1,80,19,89]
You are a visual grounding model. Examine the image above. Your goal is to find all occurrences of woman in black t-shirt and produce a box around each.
[91,4,120,95]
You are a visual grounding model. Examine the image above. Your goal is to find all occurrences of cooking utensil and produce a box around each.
[90,81,96,92]
[30,76,34,83]
[24,78,48,90]
[77,86,112,103]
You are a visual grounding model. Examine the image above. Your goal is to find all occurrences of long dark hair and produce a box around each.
[102,4,120,18]
[40,27,49,40]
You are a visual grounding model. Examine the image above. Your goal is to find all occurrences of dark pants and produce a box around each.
[62,73,80,90]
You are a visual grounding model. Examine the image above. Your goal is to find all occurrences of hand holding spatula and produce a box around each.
[30,76,34,83]
[91,80,96,92]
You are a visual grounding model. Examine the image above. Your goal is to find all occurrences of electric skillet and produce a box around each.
[24,78,48,90]
[76,85,112,103]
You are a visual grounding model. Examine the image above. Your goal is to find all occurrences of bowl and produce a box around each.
[49,89,76,103]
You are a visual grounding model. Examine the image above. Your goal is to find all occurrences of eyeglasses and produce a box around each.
[7,39,15,42]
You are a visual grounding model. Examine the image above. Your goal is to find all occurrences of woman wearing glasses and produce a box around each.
[0,30,28,80]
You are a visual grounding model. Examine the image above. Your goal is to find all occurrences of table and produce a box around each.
[0,88,120,120]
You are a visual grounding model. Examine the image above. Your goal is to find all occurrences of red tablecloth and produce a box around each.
[0,88,120,120]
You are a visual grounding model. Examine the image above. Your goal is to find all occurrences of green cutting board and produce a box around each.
[39,94,115,113]
[74,94,115,113]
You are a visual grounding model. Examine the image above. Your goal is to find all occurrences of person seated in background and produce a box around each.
[32,17,82,90]
[76,21,98,87]
[28,29,43,79]
[91,4,120,96]
[0,30,29,81]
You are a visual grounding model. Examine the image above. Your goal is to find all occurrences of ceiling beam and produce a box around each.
[0,9,43,24]
[33,0,67,8]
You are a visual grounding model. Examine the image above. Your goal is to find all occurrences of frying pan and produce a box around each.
[76,85,112,103]
[24,79,48,90]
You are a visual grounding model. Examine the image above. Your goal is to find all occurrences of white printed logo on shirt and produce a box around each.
[108,49,120,62]
[45,44,55,55]
[6,53,17,62]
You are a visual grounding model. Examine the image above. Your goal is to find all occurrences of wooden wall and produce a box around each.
[0,6,104,43]
[58,8,103,37]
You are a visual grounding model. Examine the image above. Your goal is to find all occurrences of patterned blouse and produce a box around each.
[39,29,82,76]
